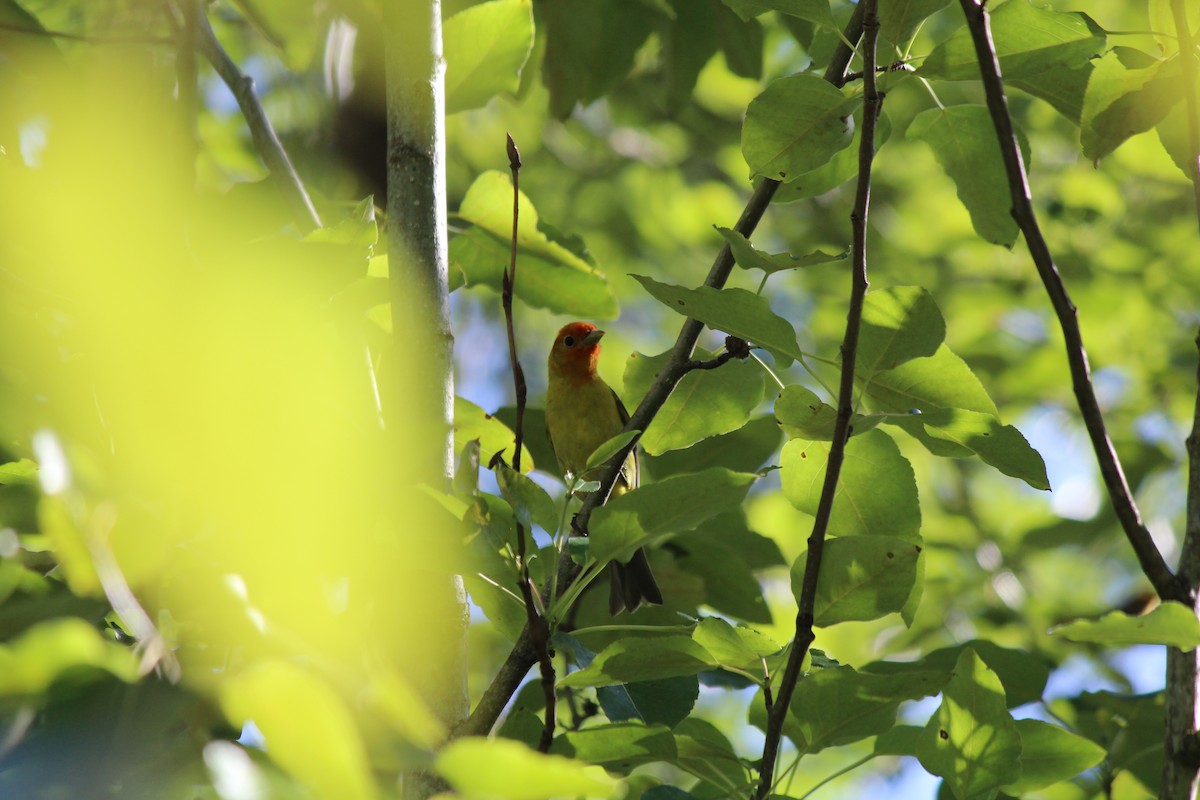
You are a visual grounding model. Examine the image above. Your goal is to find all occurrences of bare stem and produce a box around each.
[195,8,321,232]
[956,0,1179,602]
[753,0,881,795]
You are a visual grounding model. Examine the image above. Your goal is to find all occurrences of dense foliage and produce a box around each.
[0,0,1197,798]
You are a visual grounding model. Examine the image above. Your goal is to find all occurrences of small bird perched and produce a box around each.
[546,321,663,614]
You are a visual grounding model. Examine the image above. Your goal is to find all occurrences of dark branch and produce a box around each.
[194,8,321,232]
[499,135,555,752]
[957,0,1179,602]
[682,336,751,372]
[754,0,881,795]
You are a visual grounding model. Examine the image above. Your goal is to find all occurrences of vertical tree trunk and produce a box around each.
[383,2,466,797]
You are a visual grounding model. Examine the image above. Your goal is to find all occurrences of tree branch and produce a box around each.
[957,0,1180,602]
[499,135,556,753]
[1164,329,1200,800]
[452,0,867,743]
[754,1,880,795]
[194,8,321,232]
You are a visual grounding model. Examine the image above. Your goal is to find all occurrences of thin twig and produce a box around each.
[451,3,868,742]
[843,60,914,82]
[753,1,881,796]
[499,135,556,752]
[1170,0,1200,232]
[957,0,1179,602]
[194,8,321,232]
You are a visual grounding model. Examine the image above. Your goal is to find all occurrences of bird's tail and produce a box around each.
[608,547,664,614]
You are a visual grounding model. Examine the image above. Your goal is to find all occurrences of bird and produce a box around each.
[545,321,663,614]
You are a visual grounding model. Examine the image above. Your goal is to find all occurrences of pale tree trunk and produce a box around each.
[383,1,467,797]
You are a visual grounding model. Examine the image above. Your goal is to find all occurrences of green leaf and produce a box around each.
[454,396,534,473]
[742,73,861,181]
[774,384,882,441]
[451,171,616,319]
[920,0,1105,82]
[494,459,560,534]
[631,274,803,366]
[863,640,1049,709]
[692,617,781,672]
[643,415,782,479]
[716,226,847,275]
[675,516,780,623]
[444,0,534,114]
[541,0,659,117]
[774,109,894,202]
[625,676,700,728]
[780,429,921,542]
[558,636,718,688]
[585,430,642,472]
[861,344,999,418]
[720,0,836,29]
[884,407,1050,490]
[590,468,757,563]
[875,725,924,757]
[795,535,922,626]
[551,723,678,770]
[917,648,1023,800]
[1002,719,1106,794]
[1050,602,1200,650]
[788,666,946,753]
[879,0,951,51]
[0,458,38,486]
[1081,51,1179,162]
[907,105,1031,247]
[673,718,749,790]
[623,347,765,454]
[437,737,620,798]
[858,286,946,373]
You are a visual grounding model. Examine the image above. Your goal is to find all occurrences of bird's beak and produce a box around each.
[581,329,605,346]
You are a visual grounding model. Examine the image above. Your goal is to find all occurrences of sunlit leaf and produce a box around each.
[795,535,921,626]
[444,0,534,114]
[1051,602,1200,650]
[716,226,847,275]
[857,286,946,373]
[780,429,921,542]
[558,636,717,687]
[917,648,1023,799]
[742,74,860,181]
[631,275,803,366]
[624,347,765,455]
[1003,719,1106,794]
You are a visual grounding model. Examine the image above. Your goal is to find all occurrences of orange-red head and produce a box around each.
[549,321,605,384]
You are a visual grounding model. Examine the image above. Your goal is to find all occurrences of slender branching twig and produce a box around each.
[452,1,868,743]
[498,135,557,753]
[194,8,321,232]
[956,0,1180,602]
[753,1,881,796]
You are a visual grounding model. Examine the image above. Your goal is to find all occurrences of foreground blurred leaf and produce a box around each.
[220,661,376,800]
[0,617,138,696]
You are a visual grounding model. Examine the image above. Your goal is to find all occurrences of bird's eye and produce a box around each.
[563,335,576,347]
